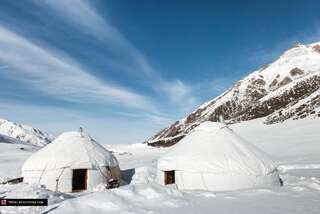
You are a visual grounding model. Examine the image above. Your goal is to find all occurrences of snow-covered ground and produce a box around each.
[0,118,320,213]
[0,141,38,183]
[232,117,320,165]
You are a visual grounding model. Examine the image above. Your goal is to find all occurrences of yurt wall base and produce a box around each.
[87,168,108,190]
[22,168,72,192]
[158,170,280,191]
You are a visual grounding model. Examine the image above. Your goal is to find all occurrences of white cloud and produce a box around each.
[113,111,171,125]
[39,0,129,49]
[161,80,190,102]
[144,114,172,126]
[38,0,157,76]
[0,26,151,109]
[38,0,194,104]
[0,101,170,144]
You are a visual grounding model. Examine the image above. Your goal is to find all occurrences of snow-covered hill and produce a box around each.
[147,42,320,146]
[1,118,320,214]
[0,118,53,147]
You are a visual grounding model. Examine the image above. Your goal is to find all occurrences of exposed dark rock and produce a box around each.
[278,76,292,87]
[269,79,278,91]
[313,44,320,53]
[147,135,184,147]
[289,67,304,77]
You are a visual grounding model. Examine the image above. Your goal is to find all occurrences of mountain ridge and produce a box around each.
[146,42,320,147]
[0,118,54,146]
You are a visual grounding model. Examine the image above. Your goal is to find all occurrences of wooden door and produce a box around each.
[164,170,175,185]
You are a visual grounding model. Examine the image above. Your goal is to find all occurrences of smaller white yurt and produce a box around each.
[157,122,280,191]
[22,131,121,193]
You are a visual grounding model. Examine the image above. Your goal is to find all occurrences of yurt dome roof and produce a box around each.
[22,131,118,172]
[158,121,276,176]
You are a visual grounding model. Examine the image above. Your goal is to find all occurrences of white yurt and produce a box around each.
[157,121,280,191]
[21,131,121,193]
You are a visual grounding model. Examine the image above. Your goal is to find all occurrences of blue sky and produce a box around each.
[0,0,319,144]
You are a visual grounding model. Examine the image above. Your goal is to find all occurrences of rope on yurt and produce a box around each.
[82,136,111,182]
[37,161,50,184]
[79,130,116,186]
[88,134,116,187]
[55,167,67,192]
[98,165,111,181]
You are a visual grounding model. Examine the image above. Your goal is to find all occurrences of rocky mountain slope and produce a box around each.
[0,118,54,146]
[147,42,320,147]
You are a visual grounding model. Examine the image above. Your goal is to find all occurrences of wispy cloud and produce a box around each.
[161,80,190,103]
[0,100,170,143]
[38,0,130,51]
[38,0,194,104]
[0,26,151,109]
[113,111,172,126]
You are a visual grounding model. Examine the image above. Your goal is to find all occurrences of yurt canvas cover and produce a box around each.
[157,122,280,191]
[22,131,121,193]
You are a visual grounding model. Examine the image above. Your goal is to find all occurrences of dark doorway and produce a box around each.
[72,169,87,192]
[164,170,175,185]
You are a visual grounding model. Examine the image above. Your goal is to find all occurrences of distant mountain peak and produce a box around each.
[146,42,320,147]
[0,118,54,146]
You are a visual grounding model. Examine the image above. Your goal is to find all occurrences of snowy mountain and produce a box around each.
[0,118,54,146]
[147,42,320,146]
[0,133,26,145]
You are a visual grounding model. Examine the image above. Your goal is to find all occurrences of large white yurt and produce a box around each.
[21,131,121,193]
[157,121,280,191]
